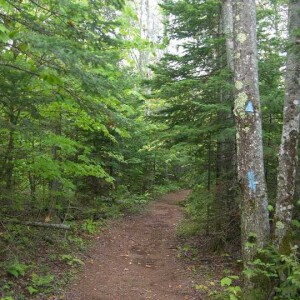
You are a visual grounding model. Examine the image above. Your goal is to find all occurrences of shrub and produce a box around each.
[243,246,300,300]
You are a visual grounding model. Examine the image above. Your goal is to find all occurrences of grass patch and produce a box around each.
[177,220,202,238]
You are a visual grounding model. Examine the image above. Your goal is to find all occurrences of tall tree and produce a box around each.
[274,0,300,251]
[232,0,270,263]
[0,0,166,218]
[214,0,236,248]
[222,0,234,72]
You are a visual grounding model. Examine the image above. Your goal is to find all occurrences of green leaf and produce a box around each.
[31,273,54,287]
[291,219,300,228]
[229,294,238,300]
[0,24,9,33]
[6,262,28,278]
[7,269,19,278]
[40,70,62,85]
[0,0,10,10]
[221,277,232,287]
[243,268,255,279]
[245,242,256,248]
[27,286,38,295]
[0,25,9,43]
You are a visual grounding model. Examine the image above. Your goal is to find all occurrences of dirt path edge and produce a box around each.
[64,190,200,300]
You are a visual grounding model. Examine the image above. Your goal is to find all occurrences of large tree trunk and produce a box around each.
[274,0,300,251]
[232,0,270,263]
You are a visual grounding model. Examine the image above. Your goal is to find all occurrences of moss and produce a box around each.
[278,230,293,255]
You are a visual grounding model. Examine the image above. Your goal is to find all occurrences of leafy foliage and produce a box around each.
[6,262,28,278]
[0,0,296,299]
[0,1,185,299]
[243,246,300,300]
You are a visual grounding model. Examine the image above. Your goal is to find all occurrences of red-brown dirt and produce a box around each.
[64,190,200,300]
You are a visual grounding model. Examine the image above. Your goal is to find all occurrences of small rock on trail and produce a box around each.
[65,190,199,300]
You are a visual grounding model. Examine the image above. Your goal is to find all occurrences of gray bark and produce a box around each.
[274,0,300,250]
[133,0,162,78]
[214,0,235,247]
[4,220,71,230]
[222,0,234,72]
[233,0,270,263]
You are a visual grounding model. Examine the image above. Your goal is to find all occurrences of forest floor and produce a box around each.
[63,190,237,300]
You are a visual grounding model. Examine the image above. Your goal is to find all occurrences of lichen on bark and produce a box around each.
[233,0,270,264]
[274,0,300,250]
[235,81,243,90]
[234,91,248,119]
[237,32,247,43]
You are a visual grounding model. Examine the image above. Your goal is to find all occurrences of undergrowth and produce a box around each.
[176,187,300,300]
[176,185,214,238]
[0,182,181,300]
[175,185,241,299]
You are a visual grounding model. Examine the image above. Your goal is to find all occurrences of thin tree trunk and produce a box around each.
[5,125,15,191]
[207,136,212,191]
[214,0,234,244]
[233,0,270,263]
[222,0,234,71]
[274,0,300,251]
[2,109,20,192]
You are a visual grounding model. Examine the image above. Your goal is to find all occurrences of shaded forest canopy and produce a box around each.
[0,0,300,299]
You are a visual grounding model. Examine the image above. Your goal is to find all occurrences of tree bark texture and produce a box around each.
[222,0,234,72]
[233,0,270,263]
[4,220,71,230]
[274,0,300,250]
[214,0,235,245]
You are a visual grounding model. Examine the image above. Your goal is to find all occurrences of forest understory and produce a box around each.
[0,190,239,300]
[1,0,300,299]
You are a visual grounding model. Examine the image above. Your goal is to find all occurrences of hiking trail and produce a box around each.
[65,190,200,300]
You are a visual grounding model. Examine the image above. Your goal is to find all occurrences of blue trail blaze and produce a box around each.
[247,170,256,192]
[245,100,254,113]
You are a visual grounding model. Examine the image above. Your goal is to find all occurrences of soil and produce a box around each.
[64,190,200,300]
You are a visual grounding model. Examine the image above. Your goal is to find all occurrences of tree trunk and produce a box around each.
[274,0,300,251]
[214,0,236,244]
[222,0,234,71]
[207,136,212,191]
[1,109,20,193]
[232,0,270,263]
[5,125,15,191]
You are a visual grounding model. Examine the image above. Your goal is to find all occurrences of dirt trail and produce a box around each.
[65,190,199,300]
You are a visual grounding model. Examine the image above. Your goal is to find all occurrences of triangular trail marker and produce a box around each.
[245,100,254,113]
